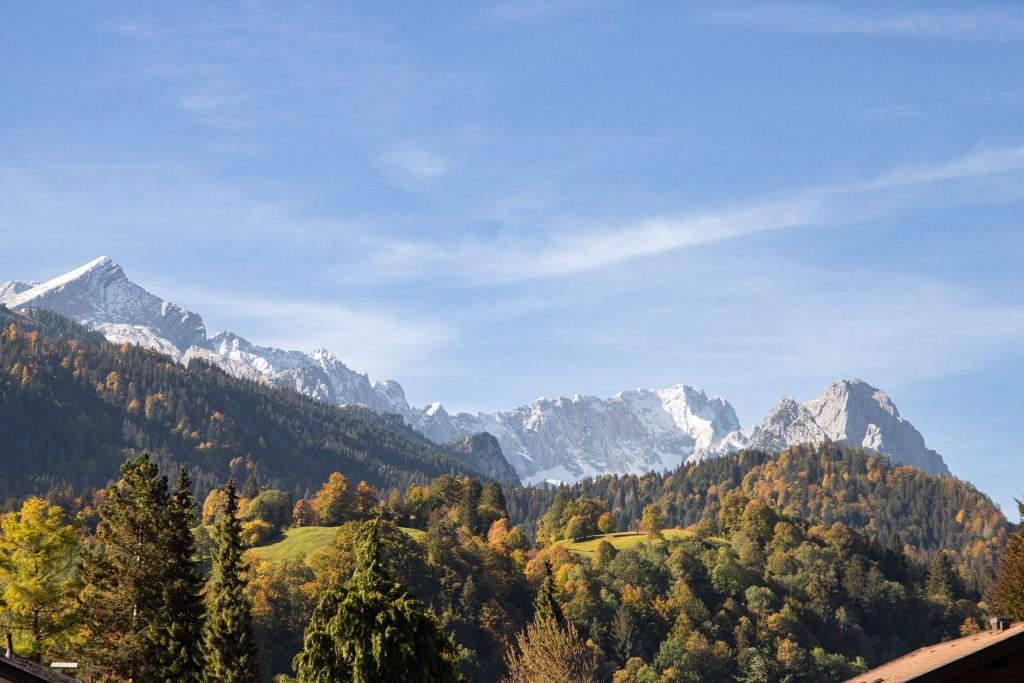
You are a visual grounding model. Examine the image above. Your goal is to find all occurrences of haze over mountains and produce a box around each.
[2,256,951,482]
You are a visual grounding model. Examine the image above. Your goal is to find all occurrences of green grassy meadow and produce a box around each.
[554,529,697,556]
[250,525,425,563]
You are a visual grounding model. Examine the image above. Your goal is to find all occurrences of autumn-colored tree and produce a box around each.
[202,488,229,525]
[292,499,316,527]
[354,481,378,513]
[488,518,511,549]
[505,526,529,552]
[241,519,277,547]
[564,515,589,542]
[503,618,599,683]
[640,504,665,542]
[597,512,617,534]
[246,557,316,679]
[310,472,353,526]
[0,498,80,661]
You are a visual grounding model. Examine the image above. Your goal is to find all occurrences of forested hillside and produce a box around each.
[237,471,991,681]
[0,306,480,503]
[507,443,1009,582]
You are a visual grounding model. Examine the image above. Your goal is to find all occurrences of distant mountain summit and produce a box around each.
[4,256,207,357]
[696,379,950,476]
[2,258,952,482]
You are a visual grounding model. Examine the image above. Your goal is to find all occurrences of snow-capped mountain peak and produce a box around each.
[2,256,207,358]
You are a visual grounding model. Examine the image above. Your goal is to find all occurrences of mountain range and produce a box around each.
[2,257,951,482]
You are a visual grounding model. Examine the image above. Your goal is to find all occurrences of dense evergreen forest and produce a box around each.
[507,443,1009,583]
[0,306,481,503]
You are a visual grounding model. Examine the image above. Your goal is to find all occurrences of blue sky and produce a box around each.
[1,1,1023,513]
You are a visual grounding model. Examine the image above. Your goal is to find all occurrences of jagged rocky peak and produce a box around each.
[442,432,522,485]
[747,379,949,476]
[1,256,207,358]
[0,280,41,300]
[655,384,742,448]
[433,384,748,486]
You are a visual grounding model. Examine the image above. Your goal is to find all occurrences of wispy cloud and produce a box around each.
[374,142,451,185]
[178,91,248,112]
[854,103,918,121]
[335,143,1024,284]
[99,4,414,136]
[704,3,1024,42]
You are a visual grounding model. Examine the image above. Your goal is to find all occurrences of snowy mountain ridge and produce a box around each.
[2,257,952,482]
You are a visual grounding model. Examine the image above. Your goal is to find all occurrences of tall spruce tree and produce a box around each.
[202,479,261,683]
[150,467,206,682]
[533,560,564,624]
[293,518,461,683]
[79,453,173,682]
[992,501,1024,620]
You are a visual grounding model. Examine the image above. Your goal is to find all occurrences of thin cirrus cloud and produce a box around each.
[178,92,248,112]
[374,142,451,184]
[341,143,1024,285]
[853,103,919,121]
[703,3,1024,42]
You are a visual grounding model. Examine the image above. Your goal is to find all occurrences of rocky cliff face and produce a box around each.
[744,379,949,475]
[442,433,522,484]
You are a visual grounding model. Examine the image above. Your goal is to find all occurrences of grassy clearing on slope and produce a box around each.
[250,525,425,563]
[556,529,704,556]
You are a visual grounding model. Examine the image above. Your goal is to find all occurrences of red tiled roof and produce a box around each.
[846,622,1024,683]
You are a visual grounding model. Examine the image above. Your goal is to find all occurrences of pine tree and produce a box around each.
[293,518,461,683]
[79,453,173,682]
[533,560,563,624]
[202,480,261,683]
[926,551,955,602]
[992,501,1024,620]
[150,467,206,682]
[481,480,508,518]
[241,473,259,500]
[460,478,483,534]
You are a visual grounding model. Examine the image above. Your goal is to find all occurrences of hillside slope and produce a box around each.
[0,306,482,501]
[507,443,1007,579]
